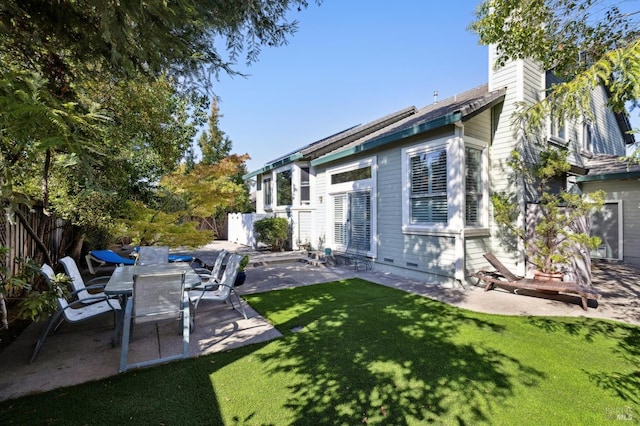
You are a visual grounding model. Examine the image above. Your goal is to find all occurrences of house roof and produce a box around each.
[243,106,417,179]
[244,84,506,178]
[310,84,506,166]
[576,154,640,182]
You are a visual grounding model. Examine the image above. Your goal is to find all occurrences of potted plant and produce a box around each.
[492,149,604,280]
[234,255,249,287]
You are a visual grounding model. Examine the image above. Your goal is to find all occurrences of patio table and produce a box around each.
[105,263,202,345]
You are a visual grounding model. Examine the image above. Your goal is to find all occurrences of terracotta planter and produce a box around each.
[533,271,563,281]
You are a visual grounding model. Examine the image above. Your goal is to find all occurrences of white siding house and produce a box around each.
[243,46,634,286]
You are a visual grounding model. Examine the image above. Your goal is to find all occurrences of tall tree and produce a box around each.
[1,0,319,260]
[471,0,639,136]
[199,100,233,166]
[195,99,252,236]
[1,0,318,95]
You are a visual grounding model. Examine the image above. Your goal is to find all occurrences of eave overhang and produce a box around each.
[576,171,640,182]
[310,112,463,167]
[243,152,304,180]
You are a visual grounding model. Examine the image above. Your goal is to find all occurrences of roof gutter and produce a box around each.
[576,170,640,182]
[311,112,463,166]
[243,152,303,179]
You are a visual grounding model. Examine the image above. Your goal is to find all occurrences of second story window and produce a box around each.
[551,117,565,140]
[300,167,310,204]
[263,177,272,207]
[583,121,593,153]
[276,169,292,206]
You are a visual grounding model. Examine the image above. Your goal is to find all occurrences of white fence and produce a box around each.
[227,213,270,248]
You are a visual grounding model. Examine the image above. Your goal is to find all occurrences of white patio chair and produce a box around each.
[59,256,112,303]
[136,246,169,265]
[30,264,121,363]
[188,253,248,328]
[192,249,228,285]
[119,271,189,373]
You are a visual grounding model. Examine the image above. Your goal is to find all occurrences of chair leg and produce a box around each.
[119,297,134,373]
[230,290,248,320]
[182,298,190,358]
[30,311,63,363]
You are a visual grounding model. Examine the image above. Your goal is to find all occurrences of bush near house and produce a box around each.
[253,217,289,251]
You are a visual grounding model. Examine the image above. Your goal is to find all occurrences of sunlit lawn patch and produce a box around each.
[1,279,637,425]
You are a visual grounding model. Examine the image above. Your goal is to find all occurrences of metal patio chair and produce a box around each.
[119,271,189,373]
[30,264,121,363]
[136,246,170,266]
[188,253,247,328]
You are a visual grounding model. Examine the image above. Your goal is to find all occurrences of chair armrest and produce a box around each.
[83,283,109,292]
[87,276,111,284]
[66,294,120,310]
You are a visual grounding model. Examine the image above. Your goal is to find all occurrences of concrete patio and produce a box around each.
[0,240,638,402]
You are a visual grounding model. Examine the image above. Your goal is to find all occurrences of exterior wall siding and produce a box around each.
[465,235,492,278]
[464,110,492,141]
[487,47,546,275]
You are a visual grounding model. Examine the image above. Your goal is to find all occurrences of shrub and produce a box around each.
[253,217,289,251]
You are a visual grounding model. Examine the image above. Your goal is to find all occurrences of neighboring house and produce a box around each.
[243,46,634,286]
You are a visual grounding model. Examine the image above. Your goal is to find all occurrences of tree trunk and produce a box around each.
[0,294,8,330]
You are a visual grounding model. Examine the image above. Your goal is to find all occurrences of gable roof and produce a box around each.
[244,84,506,178]
[311,84,506,166]
[576,154,640,182]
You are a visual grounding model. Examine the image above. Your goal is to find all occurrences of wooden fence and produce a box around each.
[1,204,66,295]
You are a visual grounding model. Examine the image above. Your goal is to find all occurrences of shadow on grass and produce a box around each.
[527,316,640,405]
[245,279,546,424]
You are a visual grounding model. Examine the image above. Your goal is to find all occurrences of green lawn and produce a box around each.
[1,279,638,425]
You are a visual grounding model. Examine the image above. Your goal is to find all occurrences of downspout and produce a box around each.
[454,122,468,288]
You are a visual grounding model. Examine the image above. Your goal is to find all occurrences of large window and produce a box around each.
[465,147,482,225]
[327,157,377,257]
[276,169,292,206]
[409,149,448,224]
[331,191,371,252]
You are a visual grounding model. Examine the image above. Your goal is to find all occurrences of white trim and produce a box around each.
[401,135,489,234]
[401,137,450,233]
[463,136,490,228]
[325,156,377,258]
[273,165,293,207]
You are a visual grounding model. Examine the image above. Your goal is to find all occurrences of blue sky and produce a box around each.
[212,1,489,173]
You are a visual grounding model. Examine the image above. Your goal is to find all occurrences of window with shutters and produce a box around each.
[349,191,371,252]
[333,194,347,246]
[327,157,376,256]
[402,137,487,234]
[409,149,448,224]
[465,147,482,225]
